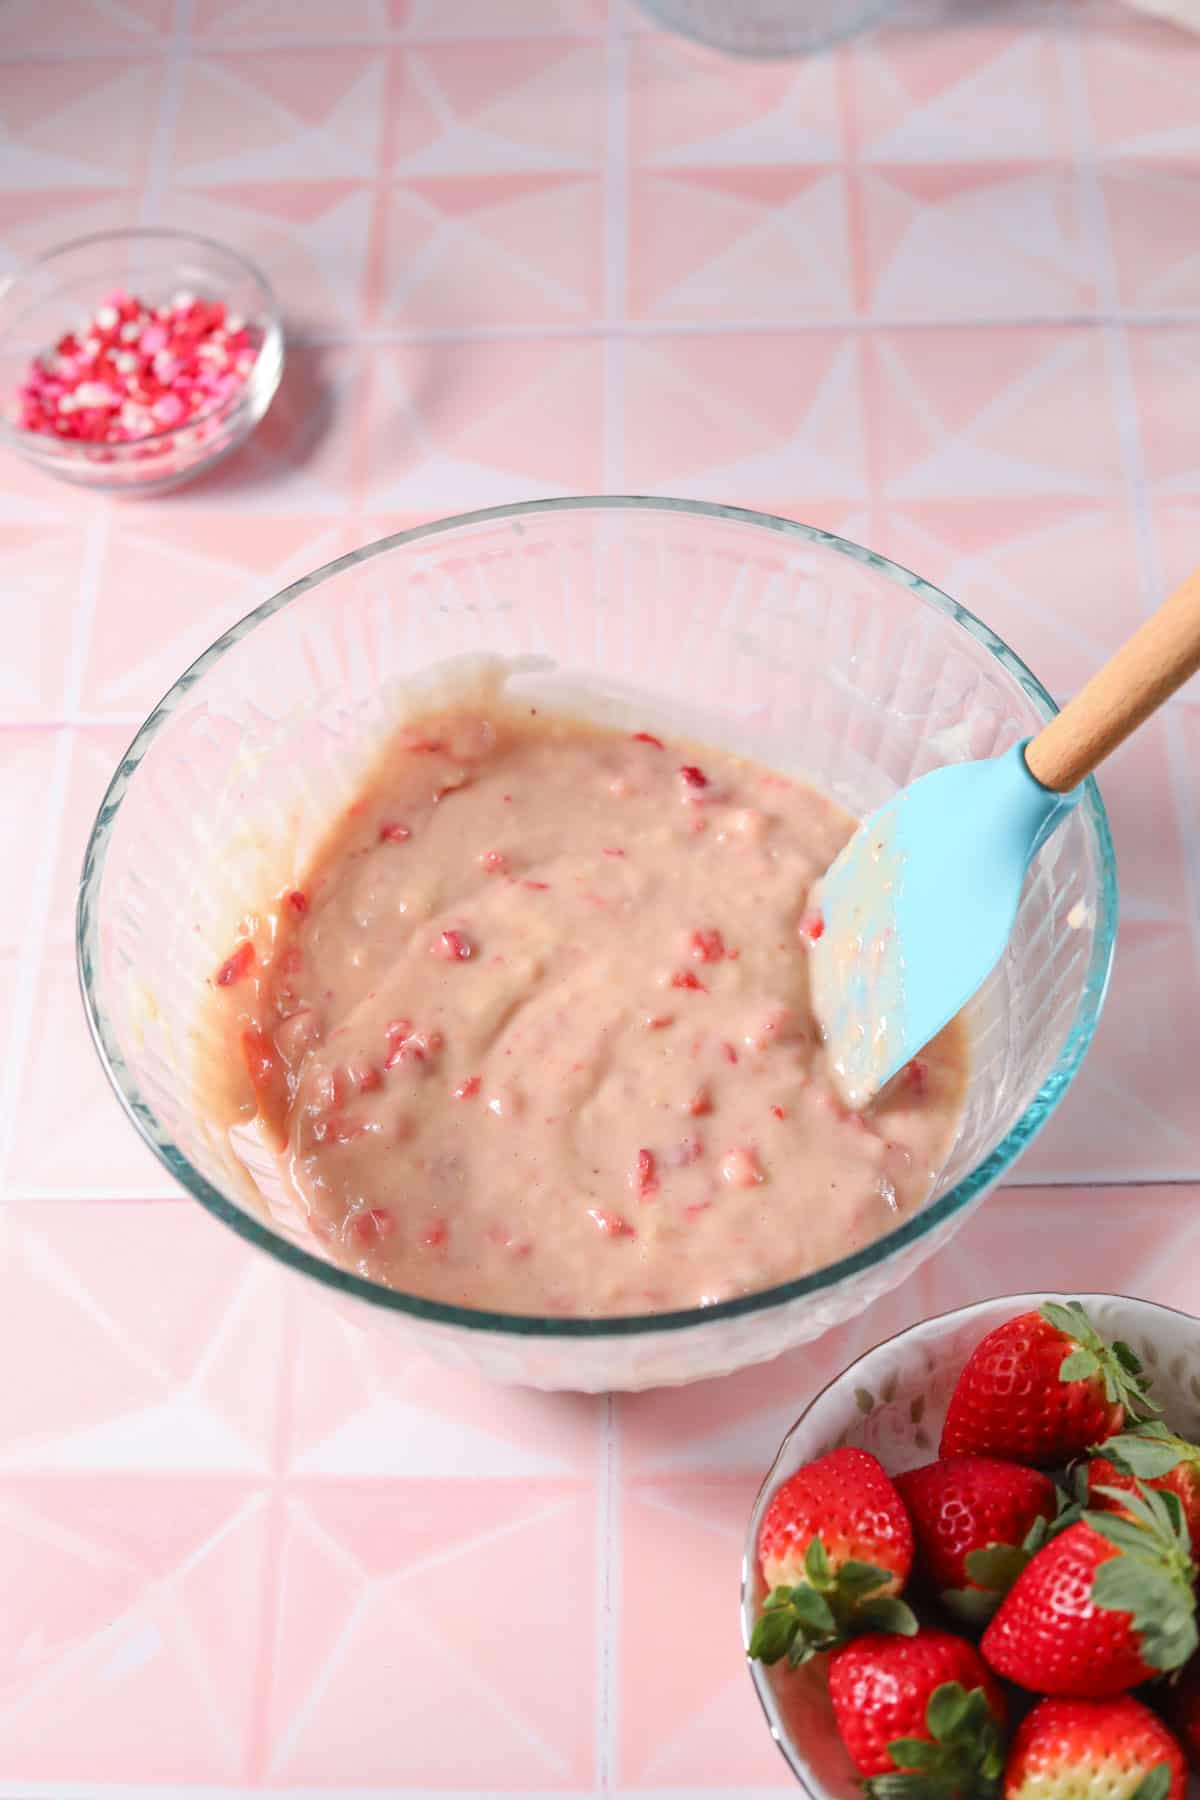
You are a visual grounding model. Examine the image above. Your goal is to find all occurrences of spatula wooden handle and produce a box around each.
[1025,566,1200,793]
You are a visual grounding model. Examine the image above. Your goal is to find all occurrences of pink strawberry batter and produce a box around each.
[214,701,968,1316]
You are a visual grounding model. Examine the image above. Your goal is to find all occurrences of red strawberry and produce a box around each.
[981,1484,1198,1699]
[940,1300,1158,1466]
[1168,1653,1200,1773]
[1088,1423,1200,1553]
[1004,1695,1186,1799]
[750,1447,915,1666]
[215,939,256,987]
[895,1455,1060,1625]
[828,1627,1006,1792]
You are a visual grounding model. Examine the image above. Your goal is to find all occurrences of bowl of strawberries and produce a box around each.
[742,1292,1200,1796]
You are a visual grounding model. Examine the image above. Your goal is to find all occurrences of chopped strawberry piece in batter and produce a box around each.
[631,1148,659,1198]
[216,940,255,986]
[588,1209,636,1238]
[721,1145,765,1187]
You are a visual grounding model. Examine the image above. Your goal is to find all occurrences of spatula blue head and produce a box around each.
[808,565,1200,1108]
[808,742,1078,1108]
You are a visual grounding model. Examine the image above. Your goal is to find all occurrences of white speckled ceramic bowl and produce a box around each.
[740,1291,1200,1796]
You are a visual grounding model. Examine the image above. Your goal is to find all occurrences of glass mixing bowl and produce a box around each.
[638,0,896,56]
[77,498,1116,1391]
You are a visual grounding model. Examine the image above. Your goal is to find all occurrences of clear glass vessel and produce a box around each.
[78,498,1116,1391]
[638,0,896,56]
[0,228,283,495]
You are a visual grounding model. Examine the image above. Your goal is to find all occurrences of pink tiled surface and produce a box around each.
[1,1,1199,1792]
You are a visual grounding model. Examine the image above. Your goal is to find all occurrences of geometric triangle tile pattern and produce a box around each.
[3,2,1200,1791]
[171,51,385,185]
[0,0,173,51]
[0,57,162,189]
[850,22,1072,164]
[388,43,609,174]
[82,516,346,719]
[379,173,605,329]
[1101,163,1200,313]
[153,180,376,336]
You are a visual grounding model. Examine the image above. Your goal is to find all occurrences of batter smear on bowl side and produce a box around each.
[211,698,969,1317]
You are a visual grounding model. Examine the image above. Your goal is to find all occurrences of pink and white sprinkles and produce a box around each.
[13,289,257,445]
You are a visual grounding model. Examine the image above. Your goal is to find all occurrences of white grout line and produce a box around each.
[138,0,193,222]
[597,1391,619,1796]
[1055,0,1200,985]
[601,25,630,495]
[279,308,1200,351]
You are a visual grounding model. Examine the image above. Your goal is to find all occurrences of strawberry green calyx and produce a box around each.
[1041,1301,1160,1420]
[1127,1770,1173,1800]
[865,1683,1004,1800]
[1086,1480,1198,1675]
[1099,1422,1197,1482]
[950,1522,1050,1626]
[946,1486,1076,1626]
[749,1538,917,1667]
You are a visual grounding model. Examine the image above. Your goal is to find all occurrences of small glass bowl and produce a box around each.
[740,1292,1200,1793]
[0,228,284,496]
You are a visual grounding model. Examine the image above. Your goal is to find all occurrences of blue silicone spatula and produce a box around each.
[809,569,1200,1108]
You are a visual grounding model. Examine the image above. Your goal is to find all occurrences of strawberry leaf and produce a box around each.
[856,1595,919,1636]
[1116,1483,1176,1535]
[941,1583,1003,1627]
[964,1543,1031,1591]
[1154,1487,1186,1542]
[925,1682,968,1739]
[1101,1427,1187,1480]
[1140,1601,1199,1675]
[751,1553,916,1666]
[885,1739,941,1769]
[865,1776,939,1798]
[836,1559,894,1598]
[761,1585,794,1610]
[1040,1302,1160,1419]
[789,1586,838,1633]
[1059,1347,1101,1382]
[1088,1509,1163,1557]
[1130,1767,1173,1800]
[1092,1558,1198,1672]
[1041,1299,1094,1339]
[805,1536,832,1589]
[749,1584,839,1664]
[748,1607,794,1664]
[865,1684,1003,1799]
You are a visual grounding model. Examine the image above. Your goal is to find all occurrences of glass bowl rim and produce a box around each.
[76,495,1118,1341]
[0,225,284,455]
[738,1289,1190,1789]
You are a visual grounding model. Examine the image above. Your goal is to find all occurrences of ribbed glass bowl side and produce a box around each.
[77,498,1116,1390]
